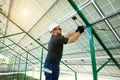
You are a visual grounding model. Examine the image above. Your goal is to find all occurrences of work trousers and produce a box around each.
[44,63,60,80]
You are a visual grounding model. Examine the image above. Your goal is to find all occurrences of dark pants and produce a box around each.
[44,63,60,80]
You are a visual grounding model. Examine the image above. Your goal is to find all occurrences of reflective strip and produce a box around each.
[44,68,52,73]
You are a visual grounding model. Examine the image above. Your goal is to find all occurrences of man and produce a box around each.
[44,23,84,80]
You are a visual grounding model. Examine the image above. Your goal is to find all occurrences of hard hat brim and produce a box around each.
[49,23,60,33]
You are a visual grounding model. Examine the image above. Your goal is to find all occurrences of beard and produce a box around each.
[57,32,62,36]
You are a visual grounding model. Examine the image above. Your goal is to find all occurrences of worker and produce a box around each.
[44,22,84,80]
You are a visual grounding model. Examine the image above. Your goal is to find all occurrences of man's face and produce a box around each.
[53,26,62,36]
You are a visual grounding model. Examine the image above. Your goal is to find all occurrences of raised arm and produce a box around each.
[66,26,84,44]
[65,32,76,38]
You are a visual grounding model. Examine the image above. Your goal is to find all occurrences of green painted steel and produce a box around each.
[13,58,16,72]
[67,0,90,26]
[40,47,44,80]
[24,52,29,80]
[0,10,78,79]
[61,61,77,80]
[13,58,17,79]
[75,72,77,80]
[17,55,21,79]
[2,38,39,67]
[0,44,14,49]
[97,58,111,73]
[61,61,75,72]
[67,0,119,68]
[67,0,120,80]
[88,26,97,80]
[7,35,43,63]
[0,32,24,39]
[92,29,120,69]
[0,11,47,50]
[67,0,97,80]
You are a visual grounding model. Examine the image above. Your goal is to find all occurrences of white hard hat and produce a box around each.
[49,23,60,33]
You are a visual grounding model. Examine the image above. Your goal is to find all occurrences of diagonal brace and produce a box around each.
[68,0,120,69]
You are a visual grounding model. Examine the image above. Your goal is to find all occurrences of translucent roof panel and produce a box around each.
[0,0,120,80]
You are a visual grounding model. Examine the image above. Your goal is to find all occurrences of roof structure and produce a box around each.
[0,0,120,80]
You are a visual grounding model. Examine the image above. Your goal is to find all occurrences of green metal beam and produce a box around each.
[0,11,47,50]
[91,11,120,26]
[0,48,11,53]
[0,43,14,49]
[40,47,44,80]
[92,29,120,69]
[3,49,23,63]
[12,58,17,79]
[0,32,43,64]
[3,48,37,72]
[68,0,120,80]
[97,58,111,73]
[17,55,21,79]
[61,61,76,73]
[68,0,90,26]
[0,32,24,39]
[88,26,97,80]
[1,41,40,68]
[75,72,77,80]
[7,37,43,63]
[60,61,78,80]
[24,51,28,80]
[67,0,97,80]
[68,0,119,69]
[0,12,77,76]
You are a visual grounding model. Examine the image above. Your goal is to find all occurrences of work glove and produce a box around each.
[76,26,84,34]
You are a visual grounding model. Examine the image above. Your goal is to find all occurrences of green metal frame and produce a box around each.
[88,26,97,80]
[0,32,24,39]
[0,42,40,80]
[0,11,78,80]
[13,58,17,79]
[1,1,119,80]
[92,28,120,69]
[67,0,120,80]
[17,55,21,79]
[40,47,44,80]
[0,39,40,67]
[97,58,111,73]
[24,51,29,80]
[0,44,14,49]
[61,61,78,80]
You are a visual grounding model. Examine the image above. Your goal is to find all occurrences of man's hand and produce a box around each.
[76,26,84,34]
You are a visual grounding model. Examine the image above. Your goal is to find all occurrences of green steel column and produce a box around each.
[24,52,29,80]
[11,59,14,73]
[68,0,97,80]
[75,72,77,80]
[88,26,97,80]
[13,58,17,72]
[13,58,17,79]
[17,55,21,79]
[68,0,120,80]
[40,47,44,80]
[68,0,120,70]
